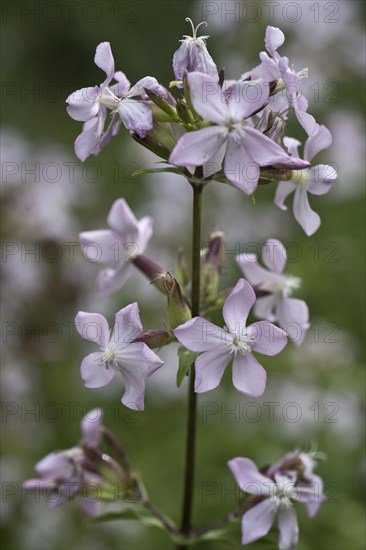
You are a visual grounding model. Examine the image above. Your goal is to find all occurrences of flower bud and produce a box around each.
[144,88,178,121]
[162,272,192,329]
[133,254,167,292]
[131,122,180,161]
[256,108,286,147]
[176,99,195,125]
[135,329,172,349]
[175,248,190,288]
[200,231,224,306]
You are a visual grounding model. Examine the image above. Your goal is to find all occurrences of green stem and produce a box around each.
[178,183,203,545]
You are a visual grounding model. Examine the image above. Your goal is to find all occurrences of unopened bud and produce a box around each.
[135,329,172,349]
[133,254,167,292]
[176,99,195,124]
[162,273,192,329]
[175,248,190,288]
[145,88,178,121]
[131,122,179,161]
[200,231,224,306]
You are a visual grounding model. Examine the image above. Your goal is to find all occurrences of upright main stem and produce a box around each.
[179,184,203,540]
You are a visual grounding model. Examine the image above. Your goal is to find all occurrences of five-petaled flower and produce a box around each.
[266,448,326,518]
[237,239,309,345]
[275,125,337,235]
[174,279,287,397]
[228,455,324,549]
[66,41,168,161]
[75,304,164,410]
[23,408,104,516]
[79,198,153,295]
[245,25,317,137]
[169,72,310,195]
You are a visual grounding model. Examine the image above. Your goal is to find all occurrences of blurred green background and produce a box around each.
[1,1,365,549]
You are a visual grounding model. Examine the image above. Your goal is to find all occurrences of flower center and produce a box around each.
[259,274,301,296]
[227,120,246,142]
[229,330,255,356]
[274,485,293,507]
[100,345,120,369]
[99,87,120,110]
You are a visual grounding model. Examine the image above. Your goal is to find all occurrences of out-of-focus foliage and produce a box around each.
[1,1,365,549]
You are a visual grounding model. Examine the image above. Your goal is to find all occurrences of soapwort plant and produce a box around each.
[24,20,336,549]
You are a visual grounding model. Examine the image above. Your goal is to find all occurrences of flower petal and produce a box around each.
[307,165,337,195]
[236,254,277,288]
[278,506,299,550]
[118,99,153,137]
[94,42,115,85]
[141,344,165,376]
[274,181,296,211]
[224,137,259,195]
[173,39,218,82]
[262,238,287,273]
[107,198,139,240]
[35,451,73,480]
[283,137,302,159]
[79,230,121,264]
[295,107,318,138]
[174,317,228,352]
[170,126,228,167]
[120,342,163,376]
[302,475,325,517]
[111,303,143,348]
[130,76,168,99]
[96,264,134,295]
[304,124,332,162]
[194,348,230,393]
[120,362,146,411]
[110,71,131,97]
[223,279,256,330]
[254,295,278,322]
[228,457,275,494]
[232,353,267,397]
[74,116,103,162]
[244,126,293,166]
[265,26,285,57]
[81,408,103,448]
[187,72,225,124]
[66,87,100,121]
[293,187,320,236]
[277,297,309,346]
[247,321,288,355]
[242,499,277,545]
[227,81,269,120]
[81,352,115,388]
[137,216,153,253]
[75,312,110,347]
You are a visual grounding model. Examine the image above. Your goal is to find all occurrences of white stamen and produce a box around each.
[100,345,120,369]
[228,330,255,356]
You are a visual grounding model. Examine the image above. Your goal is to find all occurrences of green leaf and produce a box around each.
[177,346,198,387]
[132,167,184,177]
[197,528,238,546]
[90,507,165,530]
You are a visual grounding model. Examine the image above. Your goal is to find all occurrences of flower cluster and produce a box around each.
[25,18,334,550]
